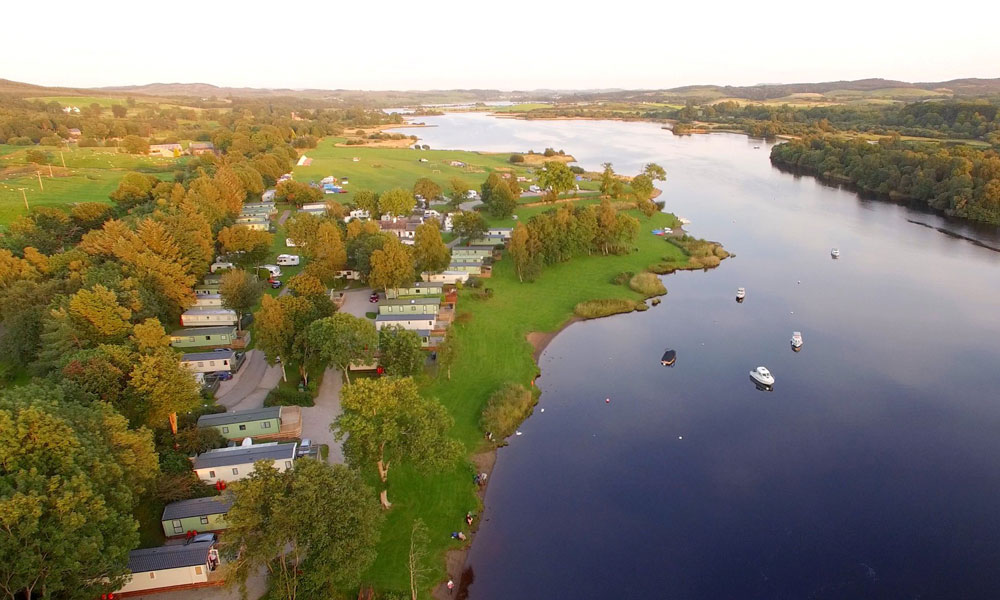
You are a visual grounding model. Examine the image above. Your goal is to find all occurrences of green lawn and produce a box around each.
[362,203,686,595]
[0,145,181,225]
[292,138,535,199]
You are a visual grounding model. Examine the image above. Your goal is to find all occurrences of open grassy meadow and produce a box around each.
[0,145,180,225]
[292,138,535,197]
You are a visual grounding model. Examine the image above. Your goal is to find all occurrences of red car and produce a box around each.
[369,292,380,303]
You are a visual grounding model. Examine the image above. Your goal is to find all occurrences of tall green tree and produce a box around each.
[255,295,324,383]
[412,219,451,275]
[335,377,461,491]
[487,181,518,219]
[220,269,264,334]
[377,187,416,217]
[369,238,415,295]
[378,326,425,377]
[222,460,381,600]
[128,348,202,428]
[434,332,458,380]
[643,162,667,181]
[352,189,378,217]
[537,161,575,202]
[631,173,655,202]
[413,177,441,201]
[0,384,158,600]
[599,162,617,197]
[451,211,487,243]
[446,177,468,210]
[308,313,377,383]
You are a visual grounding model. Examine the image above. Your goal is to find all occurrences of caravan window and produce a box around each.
[262,422,271,429]
[239,425,246,431]
[209,470,216,478]
[200,516,209,525]
[172,520,183,534]
[222,427,229,434]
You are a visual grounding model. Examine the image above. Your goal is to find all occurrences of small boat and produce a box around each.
[791,331,803,351]
[661,349,677,366]
[749,366,775,388]
[831,248,840,258]
[736,287,746,301]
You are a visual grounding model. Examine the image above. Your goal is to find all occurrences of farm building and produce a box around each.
[197,406,301,441]
[379,297,440,316]
[148,143,183,158]
[181,308,238,327]
[193,294,223,308]
[188,141,216,155]
[161,496,233,537]
[180,350,238,374]
[116,540,221,595]
[169,326,238,349]
[374,313,437,332]
[192,443,298,484]
[385,282,443,298]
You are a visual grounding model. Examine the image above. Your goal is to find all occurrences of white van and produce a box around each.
[210,262,234,273]
[276,254,300,266]
[285,238,297,247]
[260,265,282,278]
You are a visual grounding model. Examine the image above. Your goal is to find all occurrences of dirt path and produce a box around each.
[300,367,344,464]
[276,209,291,225]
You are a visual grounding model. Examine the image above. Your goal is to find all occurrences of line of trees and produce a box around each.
[508,199,640,282]
[771,136,1000,225]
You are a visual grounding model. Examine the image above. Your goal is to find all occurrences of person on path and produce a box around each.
[447,579,455,594]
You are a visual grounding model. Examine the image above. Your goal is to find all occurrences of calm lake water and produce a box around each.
[392,114,1000,600]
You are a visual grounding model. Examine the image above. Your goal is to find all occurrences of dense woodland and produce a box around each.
[770,136,1000,225]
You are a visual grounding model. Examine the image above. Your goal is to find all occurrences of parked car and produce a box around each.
[213,347,233,353]
[369,292,380,303]
[185,532,217,545]
[270,279,282,289]
[213,371,233,381]
[297,439,312,456]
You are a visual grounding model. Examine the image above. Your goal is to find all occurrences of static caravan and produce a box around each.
[194,294,224,308]
[181,350,235,374]
[262,189,276,202]
[276,254,300,266]
[192,443,297,484]
[197,406,282,440]
[116,541,221,595]
[301,202,327,211]
[161,496,233,538]
[379,297,440,316]
[452,246,494,260]
[169,326,238,349]
[425,271,470,284]
[470,236,507,247]
[285,238,297,247]
[194,283,221,297]
[375,313,436,332]
[181,308,238,327]
[238,220,269,231]
[260,265,282,278]
[209,262,234,274]
[385,282,443,299]
[448,261,486,273]
[486,227,513,240]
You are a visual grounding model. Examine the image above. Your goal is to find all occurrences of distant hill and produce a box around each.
[2,77,998,105]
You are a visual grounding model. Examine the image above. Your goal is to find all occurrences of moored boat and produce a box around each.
[831,248,840,258]
[749,366,775,388]
[791,331,803,351]
[661,349,677,366]
[736,287,746,302]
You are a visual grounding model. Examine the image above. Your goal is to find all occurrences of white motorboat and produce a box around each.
[749,366,775,386]
[791,331,803,351]
[736,287,746,300]
[831,248,840,258]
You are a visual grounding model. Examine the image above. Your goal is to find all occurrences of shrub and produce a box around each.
[543,147,556,157]
[175,426,226,454]
[8,136,31,145]
[569,165,584,174]
[611,271,634,285]
[573,298,644,319]
[40,135,64,146]
[509,154,525,164]
[264,386,315,407]
[629,272,666,296]
[647,261,679,274]
[481,383,536,440]
[25,149,48,164]
[78,137,100,147]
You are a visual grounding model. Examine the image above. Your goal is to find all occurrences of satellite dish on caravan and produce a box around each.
[241,437,253,447]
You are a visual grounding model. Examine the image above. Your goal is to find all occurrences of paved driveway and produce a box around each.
[300,367,345,464]
[216,350,282,411]
[339,287,375,319]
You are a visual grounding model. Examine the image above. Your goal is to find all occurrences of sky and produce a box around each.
[3,0,999,91]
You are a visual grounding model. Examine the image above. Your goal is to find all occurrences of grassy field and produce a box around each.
[0,145,180,225]
[292,138,535,198]
[363,201,687,595]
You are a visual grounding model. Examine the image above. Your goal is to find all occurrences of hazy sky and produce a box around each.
[4,0,998,91]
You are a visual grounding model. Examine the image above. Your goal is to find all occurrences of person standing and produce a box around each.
[447,579,455,594]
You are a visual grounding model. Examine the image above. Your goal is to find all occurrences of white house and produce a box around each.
[345,208,371,222]
[116,541,221,595]
[181,308,238,327]
[375,313,437,332]
[425,270,470,284]
[192,443,298,484]
[180,350,236,374]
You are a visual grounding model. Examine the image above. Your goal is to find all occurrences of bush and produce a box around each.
[543,147,556,157]
[40,135,64,146]
[264,386,315,407]
[9,136,31,145]
[574,298,644,319]
[25,150,48,164]
[481,383,536,440]
[509,154,525,163]
[569,165,584,174]
[611,271,634,285]
[78,137,100,147]
[629,272,666,296]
